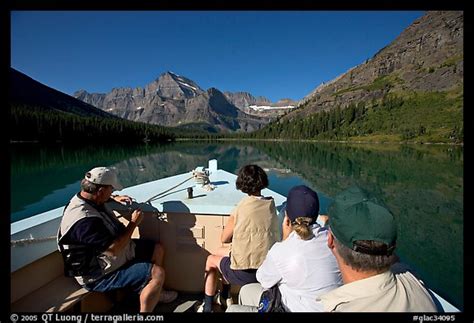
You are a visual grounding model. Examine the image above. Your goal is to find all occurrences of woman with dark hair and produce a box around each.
[198,165,279,312]
[227,185,342,312]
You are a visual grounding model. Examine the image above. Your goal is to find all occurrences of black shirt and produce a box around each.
[60,193,125,250]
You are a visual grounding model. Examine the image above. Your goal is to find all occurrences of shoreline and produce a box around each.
[174,138,464,146]
[10,138,464,146]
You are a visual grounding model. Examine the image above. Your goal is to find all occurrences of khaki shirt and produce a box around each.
[318,270,437,312]
[230,196,279,270]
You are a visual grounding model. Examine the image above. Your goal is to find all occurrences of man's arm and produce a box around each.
[105,209,143,256]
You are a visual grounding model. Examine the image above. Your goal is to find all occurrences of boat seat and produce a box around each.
[11,275,90,312]
[11,251,119,312]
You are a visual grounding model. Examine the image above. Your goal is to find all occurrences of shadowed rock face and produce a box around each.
[10,68,115,119]
[289,11,463,120]
[74,71,272,132]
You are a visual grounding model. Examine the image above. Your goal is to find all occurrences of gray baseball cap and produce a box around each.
[84,167,123,191]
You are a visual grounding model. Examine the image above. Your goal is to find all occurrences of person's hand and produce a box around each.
[318,215,329,226]
[112,195,133,205]
[131,209,144,226]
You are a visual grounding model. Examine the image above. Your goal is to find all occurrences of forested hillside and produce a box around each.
[248,88,463,143]
[11,104,175,143]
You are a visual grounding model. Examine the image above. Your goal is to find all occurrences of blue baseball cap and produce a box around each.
[286,185,320,222]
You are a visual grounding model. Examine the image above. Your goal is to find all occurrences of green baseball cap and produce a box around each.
[328,186,397,255]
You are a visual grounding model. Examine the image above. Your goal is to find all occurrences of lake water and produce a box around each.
[10,140,463,310]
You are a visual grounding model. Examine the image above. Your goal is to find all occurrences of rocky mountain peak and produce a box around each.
[146,71,204,100]
[73,72,271,132]
[73,89,87,98]
[207,87,221,96]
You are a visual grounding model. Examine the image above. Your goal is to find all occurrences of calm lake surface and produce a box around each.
[11,140,463,310]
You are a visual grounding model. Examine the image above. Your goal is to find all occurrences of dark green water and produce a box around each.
[10,141,463,310]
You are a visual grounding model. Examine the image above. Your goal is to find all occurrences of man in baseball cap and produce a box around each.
[328,186,397,255]
[58,166,178,312]
[319,186,437,312]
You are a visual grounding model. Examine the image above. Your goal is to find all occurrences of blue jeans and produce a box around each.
[85,239,154,294]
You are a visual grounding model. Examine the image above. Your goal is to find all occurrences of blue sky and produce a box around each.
[11,11,424,102]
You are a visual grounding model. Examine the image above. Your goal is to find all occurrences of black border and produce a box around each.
[5,1,470,323]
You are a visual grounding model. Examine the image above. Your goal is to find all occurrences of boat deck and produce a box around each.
[110,291,235,313]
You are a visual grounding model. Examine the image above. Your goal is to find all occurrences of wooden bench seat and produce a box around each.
[11,275,90,312]
[11,250,117,312]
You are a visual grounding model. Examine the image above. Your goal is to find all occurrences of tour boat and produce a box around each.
[10,160,459,313]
